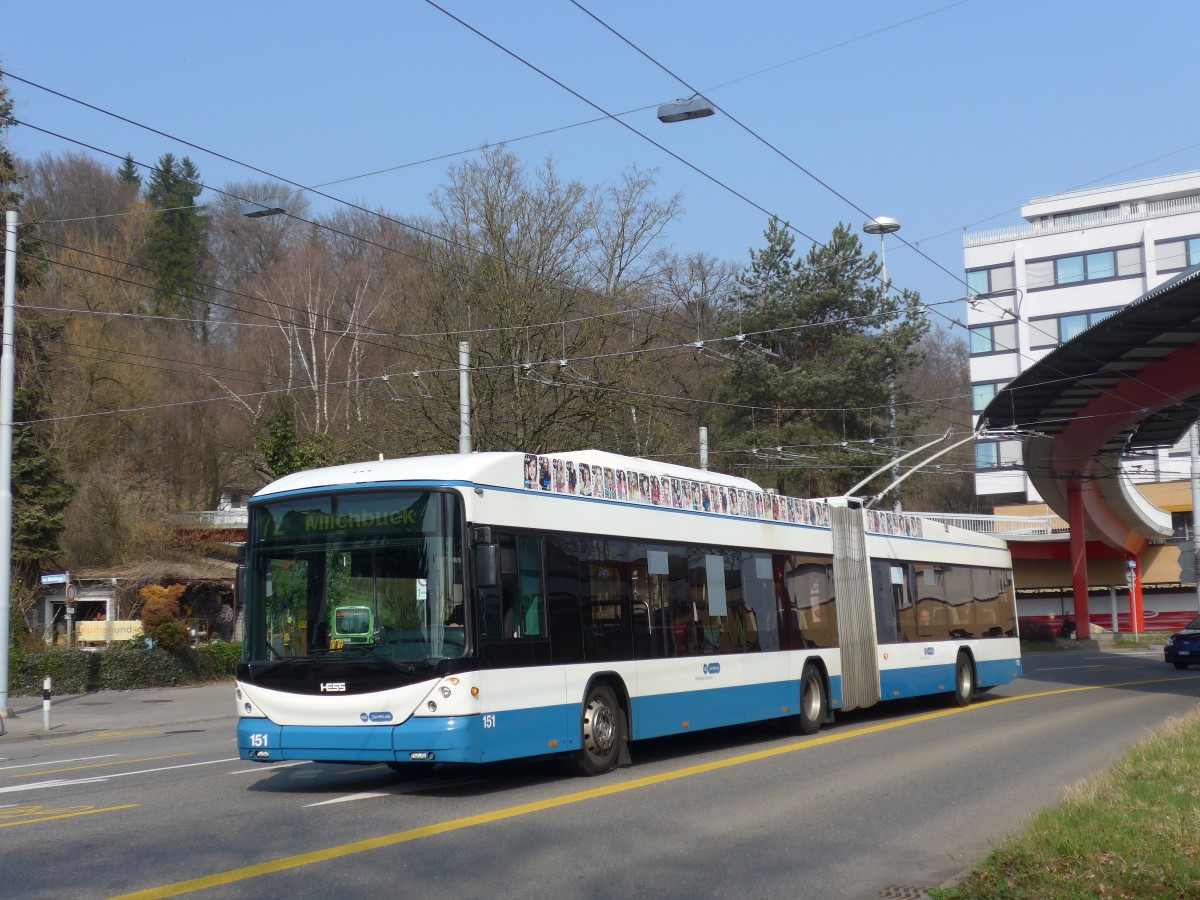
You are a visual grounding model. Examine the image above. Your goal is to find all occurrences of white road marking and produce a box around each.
[0,755,118,772]
[1032,664,1106,671]
[227,761,306,775]
[0,757,239,795]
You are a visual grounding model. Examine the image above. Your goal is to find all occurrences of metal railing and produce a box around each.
[174,510,248,528]
[909,512,1066,537]
[964,194,1200,247]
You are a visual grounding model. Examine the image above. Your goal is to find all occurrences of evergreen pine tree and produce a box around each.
[256,408,338,480]
[116,153,141,187]
[144,152,209,337]
[717,219,928,497]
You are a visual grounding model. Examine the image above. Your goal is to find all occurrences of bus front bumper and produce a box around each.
[237,715,482,765]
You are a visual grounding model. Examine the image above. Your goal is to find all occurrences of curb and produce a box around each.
[0,712,234,745]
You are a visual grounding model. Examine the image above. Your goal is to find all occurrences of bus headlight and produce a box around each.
[440,686,452,698]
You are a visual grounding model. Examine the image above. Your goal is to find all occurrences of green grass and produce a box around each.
[1112,634,1168,649]
[931,707,1200,899]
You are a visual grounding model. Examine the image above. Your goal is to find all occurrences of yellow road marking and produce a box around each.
[14,753,196,778]
[114,673,1200,899]
[37,730,161,747]
[0,804,137,827]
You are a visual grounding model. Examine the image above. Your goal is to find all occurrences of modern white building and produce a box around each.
[965,170,1200,500]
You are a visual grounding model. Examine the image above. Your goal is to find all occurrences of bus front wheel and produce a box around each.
[573,683,622,776]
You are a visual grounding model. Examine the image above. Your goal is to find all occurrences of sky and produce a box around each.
[5,0,1200,339]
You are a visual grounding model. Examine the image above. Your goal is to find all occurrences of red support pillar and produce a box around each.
[1067,480,1091,638]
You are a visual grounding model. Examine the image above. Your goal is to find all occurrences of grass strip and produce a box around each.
[932,707,1200,898]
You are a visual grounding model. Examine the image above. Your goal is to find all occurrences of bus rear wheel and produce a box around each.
[782,663,825,735]
[952,652,975,707]
[572,683,622,776]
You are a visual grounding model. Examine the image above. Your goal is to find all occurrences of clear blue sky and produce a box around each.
[5,0,1200,333]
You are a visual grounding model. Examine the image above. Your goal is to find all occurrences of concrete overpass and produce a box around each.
[980,265,1200,635]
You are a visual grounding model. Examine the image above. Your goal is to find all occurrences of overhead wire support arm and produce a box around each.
[841,426,954,500]
[857,429,1029,510]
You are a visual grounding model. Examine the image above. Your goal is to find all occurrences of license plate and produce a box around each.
[1179,650,1190,656]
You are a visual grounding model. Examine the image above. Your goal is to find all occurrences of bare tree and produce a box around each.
[399,147,687,455]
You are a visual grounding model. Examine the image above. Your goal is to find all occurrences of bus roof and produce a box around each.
[253,450,765,499]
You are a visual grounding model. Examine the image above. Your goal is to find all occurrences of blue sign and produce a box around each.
[40,573,67,585]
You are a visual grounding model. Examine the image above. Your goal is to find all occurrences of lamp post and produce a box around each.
[863,216,902,512]
[862,216,901,289]
[0,210,18,718]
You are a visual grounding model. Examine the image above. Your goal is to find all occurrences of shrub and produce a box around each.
[140,584,192,652]
[1018,617,1056,643]
[7,643,240,695]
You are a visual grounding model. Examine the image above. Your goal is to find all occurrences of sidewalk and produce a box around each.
[0,680,236,743]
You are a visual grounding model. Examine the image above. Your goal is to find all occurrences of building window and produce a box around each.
[975,440,1022,470]
[972,382,1001,414]
[975,442,998,469]
[1027,246,1143,290]
[1155,236,1200,273]
[967,264,1015,297]
[1029,308,1120,350]
[969,321,1017,355]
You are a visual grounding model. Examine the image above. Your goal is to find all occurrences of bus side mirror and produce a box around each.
[475,544,498,589]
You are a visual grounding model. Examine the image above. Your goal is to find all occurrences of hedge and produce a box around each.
[8,642,241,695]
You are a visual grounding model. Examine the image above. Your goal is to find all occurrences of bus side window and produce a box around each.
[483,533,546,640]
[518,536,544,637]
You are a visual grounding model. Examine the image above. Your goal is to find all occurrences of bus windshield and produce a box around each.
[243,490,466,663]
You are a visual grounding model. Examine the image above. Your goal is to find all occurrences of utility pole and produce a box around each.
[1192,424,1200,612]
[458,341,470,454]
[0,210,18,718]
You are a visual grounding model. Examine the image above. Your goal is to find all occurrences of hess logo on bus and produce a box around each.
[320,682,347,692]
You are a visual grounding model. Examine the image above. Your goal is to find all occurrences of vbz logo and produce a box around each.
[702,662,721,675]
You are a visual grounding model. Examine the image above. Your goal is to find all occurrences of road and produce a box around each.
[1,645,1195,900]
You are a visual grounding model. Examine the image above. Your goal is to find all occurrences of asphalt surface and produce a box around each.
[0,679,236,742]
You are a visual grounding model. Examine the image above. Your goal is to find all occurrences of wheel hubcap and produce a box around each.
[803,677,821,720]
[585,699,615,752]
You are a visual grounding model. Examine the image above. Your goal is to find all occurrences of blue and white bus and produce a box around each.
[236,450,1021,775]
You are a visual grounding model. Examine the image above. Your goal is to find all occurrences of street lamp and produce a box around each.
[656,95,715,123]
[862,216,901,289]
[241,199,287,219]
[862,216,902,512]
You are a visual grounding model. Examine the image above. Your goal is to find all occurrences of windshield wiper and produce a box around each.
[341,643,437,675]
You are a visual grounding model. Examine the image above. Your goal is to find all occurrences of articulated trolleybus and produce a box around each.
[236,450,1021,775]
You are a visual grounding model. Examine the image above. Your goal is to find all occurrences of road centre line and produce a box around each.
[112,672,1200,900]
[0,803,138,828]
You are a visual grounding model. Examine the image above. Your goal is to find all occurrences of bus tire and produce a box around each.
[952,652,975,707]
[573,683,622,776]
[782,663,825,735]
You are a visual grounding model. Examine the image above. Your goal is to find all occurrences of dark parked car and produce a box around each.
[1164,615,1200,669]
